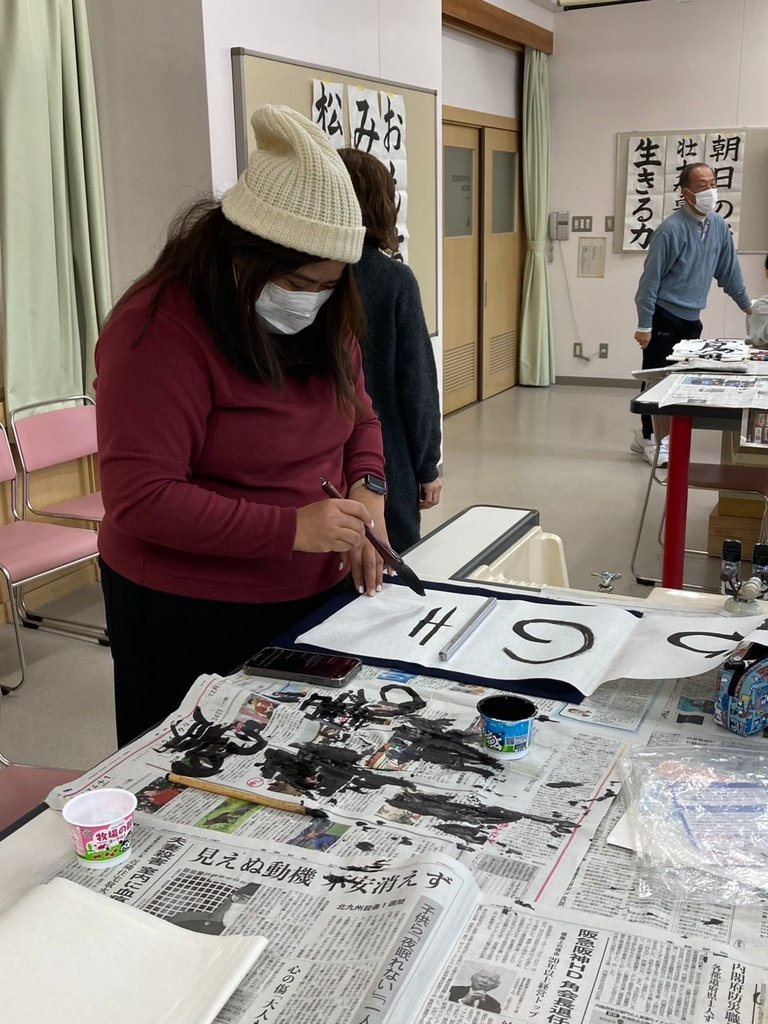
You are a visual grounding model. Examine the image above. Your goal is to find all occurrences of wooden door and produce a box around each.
[481,127,522,398]
[442,123,480,413]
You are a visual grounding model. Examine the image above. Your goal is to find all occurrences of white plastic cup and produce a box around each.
[477,694,537,760]
[62,788,137,868]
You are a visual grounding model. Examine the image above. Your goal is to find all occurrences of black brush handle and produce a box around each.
[320,478,426,597]
[320,478,400,570]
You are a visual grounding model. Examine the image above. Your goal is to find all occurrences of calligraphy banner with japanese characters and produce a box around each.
[620,128,747,251]
[312,80,346,148]
[623,135,666,251]
[312,82,410,261]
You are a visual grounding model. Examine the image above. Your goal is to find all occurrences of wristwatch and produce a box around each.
[351,474,388,496]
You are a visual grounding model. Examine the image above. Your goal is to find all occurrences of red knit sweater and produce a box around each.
[94,283,384,603]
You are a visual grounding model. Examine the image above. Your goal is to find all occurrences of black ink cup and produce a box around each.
[477,695,537,760]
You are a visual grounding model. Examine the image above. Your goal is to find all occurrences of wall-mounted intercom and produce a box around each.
[548,211,570,241]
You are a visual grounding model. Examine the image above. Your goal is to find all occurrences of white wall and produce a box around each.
[549,0,768,381]
[86,0,213,297]
[491,0,555,31]
[442,27,521,119]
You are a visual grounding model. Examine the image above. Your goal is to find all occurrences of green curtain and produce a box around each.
[518,47,555,386]
[0,0,111,413]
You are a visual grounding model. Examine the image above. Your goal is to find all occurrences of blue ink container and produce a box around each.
[477,694,537,760]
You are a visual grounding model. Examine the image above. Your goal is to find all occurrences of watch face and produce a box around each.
[365,475,387,495]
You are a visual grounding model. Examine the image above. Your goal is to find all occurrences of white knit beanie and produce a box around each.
[221,105,364,264]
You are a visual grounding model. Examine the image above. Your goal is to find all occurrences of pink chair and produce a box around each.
[0,752,80,835]
[0,424,102,692]
[9,395,103,525]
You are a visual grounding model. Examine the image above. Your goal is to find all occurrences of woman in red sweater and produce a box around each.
[95,105,387,745]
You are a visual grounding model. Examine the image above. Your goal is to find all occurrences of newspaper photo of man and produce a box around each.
[448,963,504,1014]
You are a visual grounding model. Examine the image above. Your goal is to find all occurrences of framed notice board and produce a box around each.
[231,49,438,335]
[614,127,768,254]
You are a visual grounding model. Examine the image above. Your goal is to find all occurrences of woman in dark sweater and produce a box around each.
[339,148,442,553]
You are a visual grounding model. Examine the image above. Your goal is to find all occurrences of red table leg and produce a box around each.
[661,415,692,589]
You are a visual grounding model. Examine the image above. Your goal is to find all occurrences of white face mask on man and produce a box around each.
[691,187,718,216]
[255,281,333,335]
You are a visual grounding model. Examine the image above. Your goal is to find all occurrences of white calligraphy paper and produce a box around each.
[662,133,705,218]
[311,80,346,148]
[706,131,745,247]
[623,135,666,251]
[297,585,765,698]
[379,91,406,160]
[347,86,386,159]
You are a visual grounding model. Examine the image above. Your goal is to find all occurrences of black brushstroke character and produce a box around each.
[352,98,380,153]
[503,619,594,665]
[667,629,745,658]
[409,606,457,645]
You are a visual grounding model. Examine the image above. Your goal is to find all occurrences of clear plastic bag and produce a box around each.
[619,745,768,905]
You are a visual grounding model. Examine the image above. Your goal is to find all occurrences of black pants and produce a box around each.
[640,305,702,438]
[100,559,348,747]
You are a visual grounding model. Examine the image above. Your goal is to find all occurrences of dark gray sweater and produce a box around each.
[353,244,441,552]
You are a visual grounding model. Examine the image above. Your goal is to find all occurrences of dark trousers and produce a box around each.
[640,305,702,438]
[100,559,348,747]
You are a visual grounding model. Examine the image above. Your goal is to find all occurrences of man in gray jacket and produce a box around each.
[632,162,753,465]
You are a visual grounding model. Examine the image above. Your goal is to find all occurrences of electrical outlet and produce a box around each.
[605,215,615,232]
[573,343,583,358]
[599,343,608,359]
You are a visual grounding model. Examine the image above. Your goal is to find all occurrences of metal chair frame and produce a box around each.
[0,424,106,692]
[7,397,108,645]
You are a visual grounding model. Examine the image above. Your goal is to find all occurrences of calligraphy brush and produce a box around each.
[320,478,426,597]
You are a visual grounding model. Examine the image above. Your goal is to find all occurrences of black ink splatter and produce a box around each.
[386,790,579,847]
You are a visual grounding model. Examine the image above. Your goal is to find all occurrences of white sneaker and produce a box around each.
[658,436,669,467]
[631,429,652,455]
[643,435,669,467]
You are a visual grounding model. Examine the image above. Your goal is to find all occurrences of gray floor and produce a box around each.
[0,383,724,771]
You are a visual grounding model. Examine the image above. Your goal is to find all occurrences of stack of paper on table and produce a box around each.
[670,338,752,361]
[0,877,266,1023]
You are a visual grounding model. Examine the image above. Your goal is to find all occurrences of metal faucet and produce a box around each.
[721,539,768,613]
[591,570,621,593]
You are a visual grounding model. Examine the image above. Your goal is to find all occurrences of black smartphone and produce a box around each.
[242,646,362,687]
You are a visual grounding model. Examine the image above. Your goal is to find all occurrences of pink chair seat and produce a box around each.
[0,521,98,583]
[0,763,81,834]
[39,492,104,522]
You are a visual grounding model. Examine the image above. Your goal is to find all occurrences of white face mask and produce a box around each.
[255,281,333,335]
[691,187,718,216]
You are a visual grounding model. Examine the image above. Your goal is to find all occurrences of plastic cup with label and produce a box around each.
[477,694,537,760]
[62,788,137,868]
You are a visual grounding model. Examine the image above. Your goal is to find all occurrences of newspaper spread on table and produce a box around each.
[638,371,768,409]
[42,663,768,1023]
